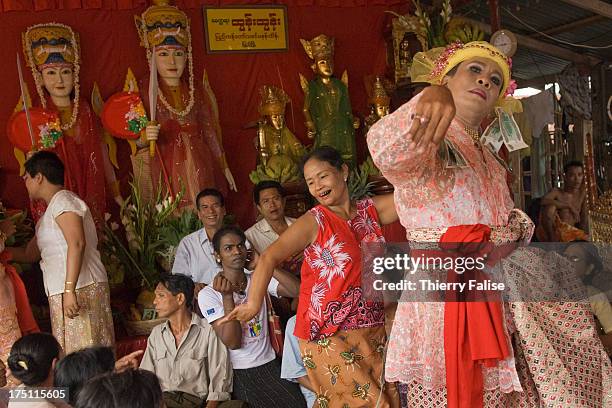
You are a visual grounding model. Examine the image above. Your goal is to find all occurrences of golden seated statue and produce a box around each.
[250,85,305,184]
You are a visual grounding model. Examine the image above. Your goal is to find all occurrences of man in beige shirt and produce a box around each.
[140,274,244,408]
[245,181,295,256]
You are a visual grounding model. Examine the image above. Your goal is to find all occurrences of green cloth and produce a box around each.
[307,76,356,165]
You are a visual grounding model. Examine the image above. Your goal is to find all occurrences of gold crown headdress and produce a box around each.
[411,41,512,102]
[258,85,290,116]
[365,76,391,106]
[23,24,78,69]
[135,0,194,117]
[135,0,190,49]
[22,23,81,130]
[300,34,334,62]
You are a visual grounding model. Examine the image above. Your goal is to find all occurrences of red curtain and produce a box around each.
[0,1,409,226]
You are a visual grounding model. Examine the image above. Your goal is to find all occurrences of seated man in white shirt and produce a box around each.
[172,188,227,295]
[198,226,306,408]
[172,189,253,294]
[140,273,244,408]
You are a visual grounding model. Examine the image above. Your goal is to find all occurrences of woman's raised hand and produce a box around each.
[408,85,456,152]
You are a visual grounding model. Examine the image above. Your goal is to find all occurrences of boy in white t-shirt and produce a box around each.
[198,226,306,408]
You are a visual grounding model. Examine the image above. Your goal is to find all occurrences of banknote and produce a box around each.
[497,107,528,152]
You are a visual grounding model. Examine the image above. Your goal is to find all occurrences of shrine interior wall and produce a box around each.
[0,1,405,226]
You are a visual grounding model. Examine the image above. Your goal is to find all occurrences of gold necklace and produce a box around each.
[225,275,247,295]
[464,125,481,144]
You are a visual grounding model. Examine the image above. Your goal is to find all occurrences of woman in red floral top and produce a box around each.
[225,146,400,408]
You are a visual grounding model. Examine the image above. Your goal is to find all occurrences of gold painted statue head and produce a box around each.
[301,34,335,77]
[259,85,290,130]
[366,76,391,118]
[136,0,190,50]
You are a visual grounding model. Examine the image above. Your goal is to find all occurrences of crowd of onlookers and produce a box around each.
[1,333,149,407]
[0,150,318,408]
[2,146,612,408]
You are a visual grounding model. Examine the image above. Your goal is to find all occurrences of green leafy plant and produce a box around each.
[349,157,381,200]
[100,180,184,290]
[413,0,452,48]
[157,209,200,272]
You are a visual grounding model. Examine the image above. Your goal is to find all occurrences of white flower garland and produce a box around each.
[24,22,80,131]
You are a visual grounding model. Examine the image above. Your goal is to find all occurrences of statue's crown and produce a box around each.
[259,85,290,116]
[301,34,334,61]
[137,0,189,49]
[23,23,78,70]
[368,76,391,105]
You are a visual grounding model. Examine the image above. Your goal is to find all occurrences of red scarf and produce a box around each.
[439,224,511,408]
[1,251,39,335]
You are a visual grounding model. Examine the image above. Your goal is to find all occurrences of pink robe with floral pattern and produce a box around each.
[367,92,521,396]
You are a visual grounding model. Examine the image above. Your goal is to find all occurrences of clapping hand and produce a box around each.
[246,250,259,270]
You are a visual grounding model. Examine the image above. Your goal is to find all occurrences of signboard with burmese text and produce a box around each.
[203,6,288,53]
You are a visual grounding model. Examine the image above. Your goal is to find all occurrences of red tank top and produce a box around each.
[294,198,386,341]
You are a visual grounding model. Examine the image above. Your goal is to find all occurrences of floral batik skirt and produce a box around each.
[48,282,115,354]
[298,325,400,408]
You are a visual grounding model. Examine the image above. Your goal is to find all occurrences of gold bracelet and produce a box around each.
[65,281,75,285]
[64,288,74,293]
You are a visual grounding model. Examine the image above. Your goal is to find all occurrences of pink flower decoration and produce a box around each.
[429,41,465,81]
[505,79,518,97]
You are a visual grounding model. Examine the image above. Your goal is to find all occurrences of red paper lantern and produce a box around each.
[7,107,62,152]
[101,92,148,140]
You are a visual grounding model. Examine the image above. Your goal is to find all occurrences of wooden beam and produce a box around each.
[532,15,605,38]
[557,0,612,20]
[465,18,601,66]
[489,0,501,33]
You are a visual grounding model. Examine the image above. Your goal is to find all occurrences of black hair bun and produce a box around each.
[7,353,41,384]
